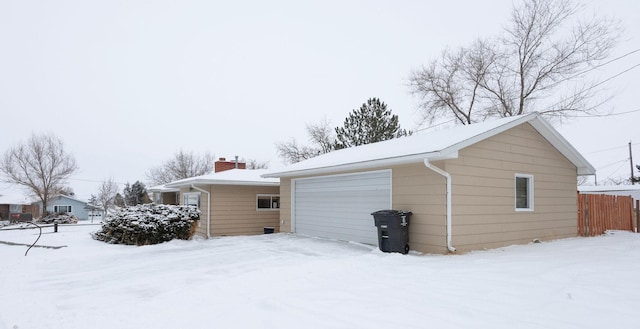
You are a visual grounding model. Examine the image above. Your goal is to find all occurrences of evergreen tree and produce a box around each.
[123,181,150,206]
[633,165,640,184]
[114,193,125,207]
[334,98,410,149]
[88,194,98,206]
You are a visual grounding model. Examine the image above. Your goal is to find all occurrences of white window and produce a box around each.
[183,192,200,208]
[54,205,72,213]
[257,194,279,210]
[515,174,534,211]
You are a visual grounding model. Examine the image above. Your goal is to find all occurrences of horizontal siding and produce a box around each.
[279,178,292,233]
[210,185,280,236]
[447,123,578,252]
[278,122,579,254]
[392,163,449,254]
[183,184,280,237]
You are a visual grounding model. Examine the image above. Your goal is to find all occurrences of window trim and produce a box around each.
[183,192,201,208]
[53,205,72,213]
[256,194,280,211]
[515,174,534,212]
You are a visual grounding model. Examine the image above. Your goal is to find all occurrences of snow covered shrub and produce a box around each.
[38,213,79,224]
[92,204,200,245]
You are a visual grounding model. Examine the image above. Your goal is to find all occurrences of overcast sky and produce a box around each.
[1,0,638,200]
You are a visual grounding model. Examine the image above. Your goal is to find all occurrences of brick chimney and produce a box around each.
[214,157,246,173]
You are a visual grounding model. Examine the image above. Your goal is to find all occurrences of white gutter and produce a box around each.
[263,151,452,178]
[423,159,456,253]
[190,184,211,239]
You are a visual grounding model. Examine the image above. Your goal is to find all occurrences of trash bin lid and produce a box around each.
[371,209,398,216]
[371,210,413,216]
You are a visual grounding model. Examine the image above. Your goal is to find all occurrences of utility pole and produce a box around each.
[630,141,635,185]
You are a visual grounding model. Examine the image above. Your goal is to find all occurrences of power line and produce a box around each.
[542,62,640,113]
[569,108,640,118]
[570,48,640,79]
[66,177,128,185]
[603,161,630,181]
[545,48,640,90]
[586,142,640,155]
[596,159,628,170]
[414,118,458,133]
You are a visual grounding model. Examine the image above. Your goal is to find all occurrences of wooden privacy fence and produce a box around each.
[577,193,635,237]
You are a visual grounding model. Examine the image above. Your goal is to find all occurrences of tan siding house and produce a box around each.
[265,113,594,254]
[165,169,280,238]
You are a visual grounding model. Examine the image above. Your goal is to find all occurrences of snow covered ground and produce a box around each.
[1,224,639,329]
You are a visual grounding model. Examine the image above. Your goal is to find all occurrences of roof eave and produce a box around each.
[262,151,453,178]
[166,179,279,187]
[528,116,596,176]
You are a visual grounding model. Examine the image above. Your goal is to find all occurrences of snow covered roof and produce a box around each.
[0,192,32,205]
[148,184,180,193]
[0,184,32,204]
[578,185,640,193]
[263,112,595,178]
[165,169,279,188]
[33,194,95,206]
[578,185,640,202]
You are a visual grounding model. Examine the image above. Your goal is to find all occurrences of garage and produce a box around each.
[292,170,391,245]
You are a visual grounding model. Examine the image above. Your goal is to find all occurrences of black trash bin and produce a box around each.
[371,210,411,254]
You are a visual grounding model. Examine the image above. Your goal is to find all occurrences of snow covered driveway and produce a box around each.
[1,224,639,329]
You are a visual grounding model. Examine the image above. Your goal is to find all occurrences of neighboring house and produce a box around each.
[164,165,280,238]
[263,112,595,254]
[149,157,247,206]
[578,185,640,202]
[39,195,101,221]
[0,189,36,222]
[148,184,180,205]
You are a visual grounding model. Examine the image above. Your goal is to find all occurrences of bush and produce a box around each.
[38,213,79,224]
[92,204,200,245]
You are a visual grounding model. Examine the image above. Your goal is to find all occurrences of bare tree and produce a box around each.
[245,159,269,169]
[146,150,214,185]
[0,133,78,216]
[409,0,621,125]
[276,118,336,164]
[96,177,119,216]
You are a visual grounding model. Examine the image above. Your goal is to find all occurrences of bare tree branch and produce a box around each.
[276,118,336,164]
[409,0,622,125]
[96,177,119,216]
[146,150,214,185]
[0,133,78,215]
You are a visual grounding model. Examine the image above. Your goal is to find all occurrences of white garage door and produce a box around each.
[293,170,391,245]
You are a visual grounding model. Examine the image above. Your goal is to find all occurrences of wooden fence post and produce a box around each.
[636,200,639,233]
[584,195,589,237]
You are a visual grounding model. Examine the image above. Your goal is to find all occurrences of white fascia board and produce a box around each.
[438,113,537,157]
[167,179,278,187]
[528,117,596,175]
[263,151,456,178]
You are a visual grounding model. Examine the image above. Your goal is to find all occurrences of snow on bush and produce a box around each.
[93,204,200,245]
[38,213,79,224]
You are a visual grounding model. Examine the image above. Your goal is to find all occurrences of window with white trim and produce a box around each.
[54,205,72,213]
[257,194,279,210]
[183,192,200,208]
[515,174,534,211]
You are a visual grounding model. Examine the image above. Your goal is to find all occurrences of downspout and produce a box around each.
[423,159,456,253]
[190,184,211,239]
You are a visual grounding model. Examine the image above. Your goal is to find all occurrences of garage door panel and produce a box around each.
[294,170,391,245]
